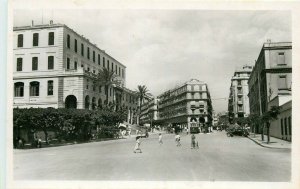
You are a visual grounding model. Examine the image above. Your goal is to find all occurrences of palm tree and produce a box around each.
[136,85,149,125]
[261,106,281,144]
[96,67,118,107]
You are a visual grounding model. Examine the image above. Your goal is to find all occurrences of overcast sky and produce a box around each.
[14,10,291,113]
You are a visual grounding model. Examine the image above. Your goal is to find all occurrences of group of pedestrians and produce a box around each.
[133,132,199,153]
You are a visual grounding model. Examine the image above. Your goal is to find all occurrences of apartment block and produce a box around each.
[157,79,213,130]
[228,65,252,121]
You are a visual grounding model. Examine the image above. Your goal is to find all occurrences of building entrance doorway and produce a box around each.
[65,95,77,109]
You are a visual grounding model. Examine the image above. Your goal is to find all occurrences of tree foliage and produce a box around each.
[13,107,128,144]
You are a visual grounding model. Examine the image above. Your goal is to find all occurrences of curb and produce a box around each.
[247,136,291,149]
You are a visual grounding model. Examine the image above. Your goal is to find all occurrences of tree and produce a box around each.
[96,67,118,107]
[261,106,281,144]
[136,85,149,124]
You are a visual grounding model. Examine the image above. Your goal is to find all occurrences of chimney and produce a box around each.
[267,39,271,43]
[50,20,53,25]
[31,20,34,26]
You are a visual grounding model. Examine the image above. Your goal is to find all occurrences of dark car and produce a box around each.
[190,126,200,134]
[227,127,249,137]
[138,130,149,138]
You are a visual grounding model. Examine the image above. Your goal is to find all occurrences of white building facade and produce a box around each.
[13,22,128,110]
[228,65,252,120]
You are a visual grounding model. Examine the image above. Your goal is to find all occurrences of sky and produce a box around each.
[13,9,291,113]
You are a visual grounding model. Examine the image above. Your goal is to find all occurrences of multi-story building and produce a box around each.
[139,96,159,126]
[228,65,252,122]
[212,111,219,128]
[13,21,138,123]
[157,79,213,131]
[248,41,292,137]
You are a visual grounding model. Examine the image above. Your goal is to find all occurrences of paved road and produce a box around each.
[14,131,291,181]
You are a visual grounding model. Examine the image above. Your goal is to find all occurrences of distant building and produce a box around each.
[157,79,213,131]
[13,21,138,124]
[248,41,292,137]
[212,111,219,127]
[139,96,159,126]
[228,65,252,122]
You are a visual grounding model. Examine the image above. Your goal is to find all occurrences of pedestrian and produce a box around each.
[133,136,142,153]
[191,134,196,149]
[175,133,181,146]
[158,133,163,145]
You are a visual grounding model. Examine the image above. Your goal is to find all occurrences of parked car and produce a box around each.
[138,130,149,138]
[227,127,249,137]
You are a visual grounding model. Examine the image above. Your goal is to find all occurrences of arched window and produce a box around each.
[30,81,39,96]
[98,98,102,109]
[85,96,90,109]
[14,82,24,97]
[92,97,96,110]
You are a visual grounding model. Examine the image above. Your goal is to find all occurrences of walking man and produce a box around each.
[158,133,163,145]
[175,133,181,146]
[133,136,142,153]
[191,134,196,149]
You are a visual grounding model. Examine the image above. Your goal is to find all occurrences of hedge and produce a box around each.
[13,107,127,148]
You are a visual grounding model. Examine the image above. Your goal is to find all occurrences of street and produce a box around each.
[14,131,291,181]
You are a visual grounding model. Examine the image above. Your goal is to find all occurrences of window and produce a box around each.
[115,65,117,74]
[93,51,95,62]
[48,56,54,70]
[238,105,243,111]
[110,88,112,96]
[284,118,287,135]
[14,82,24,97]
[122,69,124,78]
[33,33,39,46]
[281,119,284,136]
[67,58,70,69]
[74,39,77,52]
[278,75,287,90]
[119,67,121,76]
[87,47,90,59]
[32,57,38,70]
[48,32,54,45]
[17,34,23,47]
[103,57,105,67]
[48,80,53,95]
[17,58,22,71]
[74,61,77,70]
[107,60,110,70]
[98,54,100,65]
[81,43,84,56]
[30,81,40,96]
[237,80,242,85]
[278,52,286,65]
[112,62,114,71]
[67,34,70,48]
[288,116,291,135]
[99,85,102,93]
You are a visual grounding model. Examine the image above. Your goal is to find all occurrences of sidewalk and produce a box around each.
[247,133,291,149]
